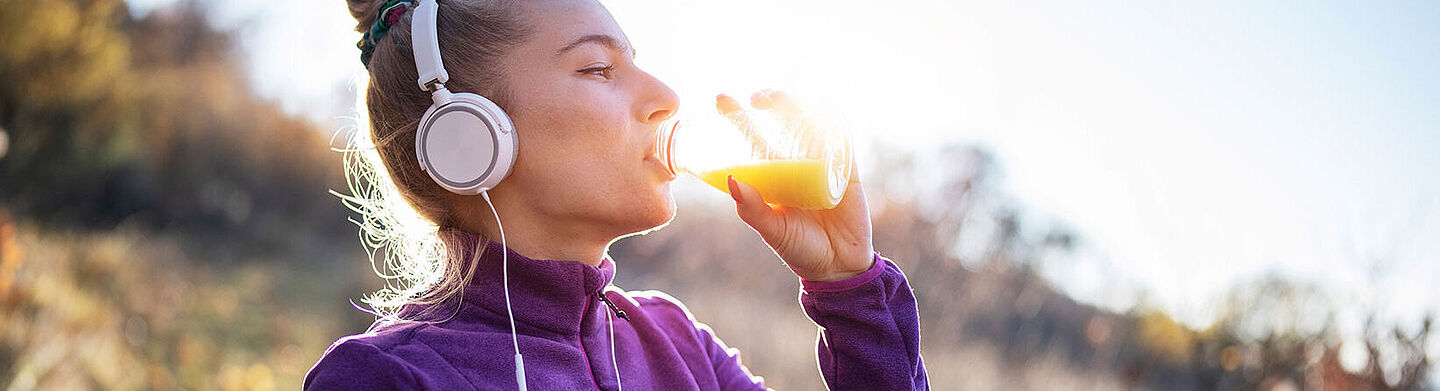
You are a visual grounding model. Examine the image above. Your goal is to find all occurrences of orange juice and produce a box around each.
[697,159,847,209]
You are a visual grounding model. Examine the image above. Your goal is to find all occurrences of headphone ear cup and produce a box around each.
[415,92,518,195]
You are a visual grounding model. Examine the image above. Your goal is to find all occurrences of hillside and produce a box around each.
[0,0,1429,389]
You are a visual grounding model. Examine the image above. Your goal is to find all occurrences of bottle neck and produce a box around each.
[655,119,681,176]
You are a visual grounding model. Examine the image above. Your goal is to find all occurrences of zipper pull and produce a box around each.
[597,290,629,321]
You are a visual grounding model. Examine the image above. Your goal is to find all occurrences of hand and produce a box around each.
[717,90,875,282]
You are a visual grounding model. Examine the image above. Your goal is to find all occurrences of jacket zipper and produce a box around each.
[597,288,629,321]
[580,289,627,390]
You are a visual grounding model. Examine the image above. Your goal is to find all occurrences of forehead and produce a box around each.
[520,0,631,52]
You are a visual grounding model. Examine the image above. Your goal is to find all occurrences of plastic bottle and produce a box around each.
[655,110,852,209]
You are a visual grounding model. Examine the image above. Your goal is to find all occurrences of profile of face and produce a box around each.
[481,0,680,243]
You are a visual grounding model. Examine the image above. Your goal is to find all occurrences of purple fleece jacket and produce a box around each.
[304,234,928,390]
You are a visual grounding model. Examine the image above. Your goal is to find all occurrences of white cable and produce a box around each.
[608,303,623,391]
[481,191,525,391]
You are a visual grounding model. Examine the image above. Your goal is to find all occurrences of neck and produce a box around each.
[458,190,612,266]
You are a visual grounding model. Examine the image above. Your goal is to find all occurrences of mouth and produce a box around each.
[644,140,659,161]
[642,140,660,164]
[643,125,674,179]
[644,154,676,181]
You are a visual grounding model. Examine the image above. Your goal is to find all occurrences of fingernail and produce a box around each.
[727,175,742,204]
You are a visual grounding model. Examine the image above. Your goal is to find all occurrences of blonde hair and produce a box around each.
[337,0,529,320]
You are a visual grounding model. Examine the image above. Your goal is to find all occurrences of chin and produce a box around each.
[620,182,676,238]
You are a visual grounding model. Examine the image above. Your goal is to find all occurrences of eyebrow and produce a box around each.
[555,33,636,58]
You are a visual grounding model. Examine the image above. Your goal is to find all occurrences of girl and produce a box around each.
[307,0,927,389]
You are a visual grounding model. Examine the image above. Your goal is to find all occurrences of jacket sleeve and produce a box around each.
[303,339,421,390]
[799,253,929,390]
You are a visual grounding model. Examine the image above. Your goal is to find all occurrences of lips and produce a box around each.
[644,131,662,161]
[643,124,676,180]
[644,154,676,181]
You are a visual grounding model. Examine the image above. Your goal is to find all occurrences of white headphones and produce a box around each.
[409,2,531,391]
[411,0,517,195]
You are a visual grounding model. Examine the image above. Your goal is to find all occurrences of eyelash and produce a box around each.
[579,64,615,79]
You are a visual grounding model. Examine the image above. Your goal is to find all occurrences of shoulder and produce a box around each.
[611,289,725,345]
[613,289,766,386]
[303,322,432,390]
[619,289,701,323]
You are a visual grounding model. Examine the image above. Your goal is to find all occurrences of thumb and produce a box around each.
[726,175,783,235]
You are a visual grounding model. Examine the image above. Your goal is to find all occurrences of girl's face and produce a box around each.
[489,0,680,241]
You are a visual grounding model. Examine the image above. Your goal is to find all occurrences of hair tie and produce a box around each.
[358,0,418,67]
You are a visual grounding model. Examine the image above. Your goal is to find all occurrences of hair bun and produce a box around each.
[347,0,387,33]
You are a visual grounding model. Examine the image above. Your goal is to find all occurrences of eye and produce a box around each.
[579,64,615,79]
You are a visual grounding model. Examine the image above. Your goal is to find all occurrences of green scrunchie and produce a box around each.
[358,0,417,67]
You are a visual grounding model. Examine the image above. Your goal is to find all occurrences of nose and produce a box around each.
[637,70,679,124]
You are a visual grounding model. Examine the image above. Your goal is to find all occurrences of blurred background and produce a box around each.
[1,0,1435,389]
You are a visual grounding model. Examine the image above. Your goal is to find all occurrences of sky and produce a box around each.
[127,0,1439,364]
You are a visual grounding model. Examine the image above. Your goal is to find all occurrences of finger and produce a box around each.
[759,90,821,158]
[727,175,784,235]
[716,94,754,125]
[754,90,807,125]
[750,89,775,110]
[747,89,815,157]
[767,90,805,118]
[716,94,743,115]
[718,94,777,156]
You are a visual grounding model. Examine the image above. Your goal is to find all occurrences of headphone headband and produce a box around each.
[412,0,449,91]
[407,0,517,196]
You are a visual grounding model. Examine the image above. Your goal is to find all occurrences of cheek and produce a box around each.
[512,103,632,191]
[504,84,666,223]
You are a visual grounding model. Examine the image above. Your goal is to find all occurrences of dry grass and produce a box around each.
[0,223,363,390]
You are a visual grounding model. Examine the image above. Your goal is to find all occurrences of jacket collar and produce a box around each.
[435,230,616,336]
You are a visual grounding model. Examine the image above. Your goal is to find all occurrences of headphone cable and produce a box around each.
[481,191,526,391]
